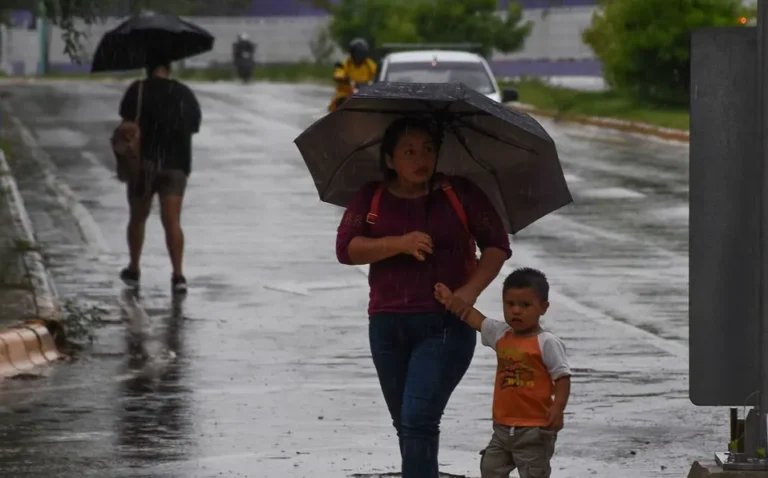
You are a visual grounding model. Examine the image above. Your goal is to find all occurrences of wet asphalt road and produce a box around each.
[0,80,709,478]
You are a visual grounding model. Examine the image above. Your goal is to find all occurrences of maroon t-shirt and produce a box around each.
[336,176,512,316]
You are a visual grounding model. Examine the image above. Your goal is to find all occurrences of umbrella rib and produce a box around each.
[449,125,495,173]
[451,125,515,231]
[454,117,536,153]
[319,136,383,200]
[342,109,537,154]
[449,125,516,232]
[342,107,438,115]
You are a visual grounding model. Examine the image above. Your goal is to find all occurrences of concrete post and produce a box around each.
[758,0,768,455]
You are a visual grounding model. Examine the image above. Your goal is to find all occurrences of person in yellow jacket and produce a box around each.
[329,38,377,112]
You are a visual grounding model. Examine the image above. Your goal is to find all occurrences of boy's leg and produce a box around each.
[480,425,516,478]
[509,427,557,478]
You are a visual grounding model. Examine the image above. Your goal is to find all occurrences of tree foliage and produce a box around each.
[410,0,531,57]
[582,0,750,105]
[325,0,421,50]
[308,0,532,58]
[309,26,336,64]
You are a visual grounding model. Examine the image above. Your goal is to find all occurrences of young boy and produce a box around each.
[434,268,571,478]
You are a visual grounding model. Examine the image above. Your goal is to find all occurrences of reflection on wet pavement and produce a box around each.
[0,80,714,477]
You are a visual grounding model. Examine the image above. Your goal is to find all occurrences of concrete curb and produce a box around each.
[507,102,690,144]
[0,149,63,378]
[687,460,768,477]
[0,321,61,377]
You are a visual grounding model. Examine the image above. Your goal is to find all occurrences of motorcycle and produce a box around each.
[329,86,358,112]
[235,51,254,83]
[328,81,372,112]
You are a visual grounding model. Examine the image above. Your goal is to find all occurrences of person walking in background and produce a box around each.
[118,60,202,294]
[435,268,571,478]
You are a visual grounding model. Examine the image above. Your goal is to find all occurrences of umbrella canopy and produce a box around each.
[293,81,572,234]
[91,12,214,72]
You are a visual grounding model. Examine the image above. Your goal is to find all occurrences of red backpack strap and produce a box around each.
[367,179,470,231]
[442,177,479,276]
[367,182,386,225]
[441,178,470,232]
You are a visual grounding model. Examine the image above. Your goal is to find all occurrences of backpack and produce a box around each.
[111,80,144,183]
[366,177,479,275]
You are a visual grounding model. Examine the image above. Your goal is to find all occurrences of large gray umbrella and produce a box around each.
[293,81,572,234]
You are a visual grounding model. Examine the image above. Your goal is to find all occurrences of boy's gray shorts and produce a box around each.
[479,424,557,478]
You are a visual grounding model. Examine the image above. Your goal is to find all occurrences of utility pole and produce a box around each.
[691,0,768,470]
[758,0,768,456]
[36,0,48,75]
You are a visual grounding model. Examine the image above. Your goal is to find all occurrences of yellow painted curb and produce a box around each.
[0,339,16,377]
[509,103,690,143]
[0,320,61,378]
[21,322,60,362]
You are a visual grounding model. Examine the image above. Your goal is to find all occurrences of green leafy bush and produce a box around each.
[582,0,750,105]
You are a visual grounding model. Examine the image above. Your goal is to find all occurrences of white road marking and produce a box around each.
[578,187,646,199]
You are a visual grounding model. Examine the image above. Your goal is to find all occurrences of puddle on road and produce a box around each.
[577,187,646,199]
[32,128,91,148]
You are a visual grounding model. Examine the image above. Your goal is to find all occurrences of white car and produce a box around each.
[377,49,518,103]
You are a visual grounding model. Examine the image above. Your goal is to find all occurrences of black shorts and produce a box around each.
[127,163,188,200]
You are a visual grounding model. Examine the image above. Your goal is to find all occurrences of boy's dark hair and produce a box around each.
[503,267,549,302]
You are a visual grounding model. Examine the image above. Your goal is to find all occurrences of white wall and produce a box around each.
[1,7,599,74]
[495,6,597,60]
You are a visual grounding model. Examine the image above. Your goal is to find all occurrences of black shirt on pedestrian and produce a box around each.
[119,77,202,176]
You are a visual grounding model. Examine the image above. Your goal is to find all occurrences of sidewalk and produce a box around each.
[0,145,62,376]
[0,177,36,325]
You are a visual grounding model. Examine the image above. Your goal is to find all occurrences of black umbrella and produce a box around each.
[91,12,214,72]
[293,81,572,234]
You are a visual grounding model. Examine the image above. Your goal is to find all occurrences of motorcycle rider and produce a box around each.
[328,38,377,112]
[233,33,256,83]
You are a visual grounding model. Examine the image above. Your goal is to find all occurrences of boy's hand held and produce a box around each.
[434,283,474,321]
[434,283,452,305]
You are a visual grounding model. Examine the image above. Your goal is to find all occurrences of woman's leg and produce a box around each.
[369,314,411,453]
[157,170,188,280]
[399,312,476,478]
[125,183,154,275]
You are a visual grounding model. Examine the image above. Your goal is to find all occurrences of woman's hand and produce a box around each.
[396,231,433,261]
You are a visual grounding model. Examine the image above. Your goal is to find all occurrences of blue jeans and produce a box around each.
[369,311,477,478]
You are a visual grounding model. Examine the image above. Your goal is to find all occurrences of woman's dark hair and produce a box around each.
[379,116,441,181]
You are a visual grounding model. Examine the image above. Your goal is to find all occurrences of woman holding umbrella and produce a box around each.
[336,116,511,477]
